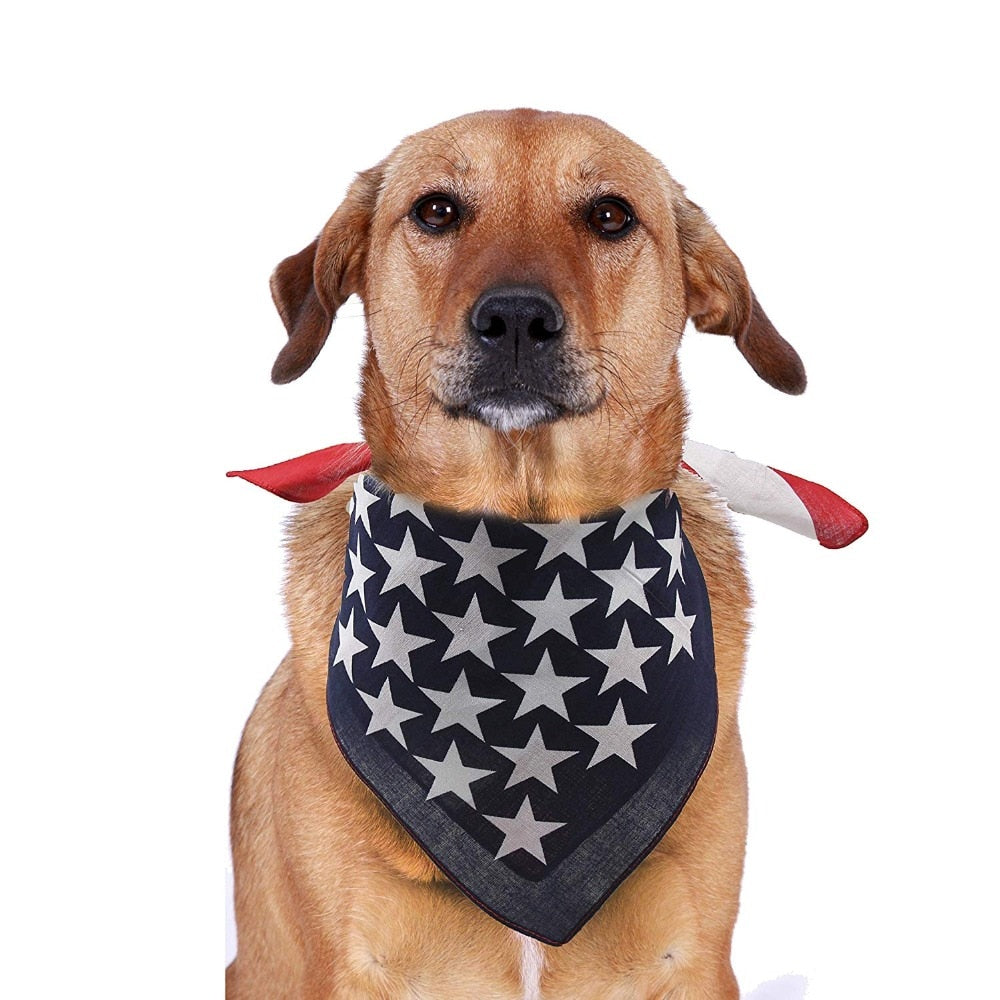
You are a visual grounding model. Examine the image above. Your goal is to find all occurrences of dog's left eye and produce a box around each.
[412,195,461,232]
[588,198,635,238]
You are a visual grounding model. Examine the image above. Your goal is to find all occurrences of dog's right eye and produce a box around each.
[587,198,635,238]
[412,195,461,232]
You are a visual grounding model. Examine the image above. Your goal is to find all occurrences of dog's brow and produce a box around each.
[577,143,622,181]
[440,126,472,174]
[431,151,470,175]
[423,132,471,175]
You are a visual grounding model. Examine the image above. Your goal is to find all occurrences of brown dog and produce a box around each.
[227,109,805,1000]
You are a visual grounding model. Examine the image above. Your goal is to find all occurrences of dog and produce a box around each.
[227,108,806,1000]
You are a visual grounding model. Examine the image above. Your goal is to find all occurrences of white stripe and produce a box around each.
[513,930,546,1000]
[682,440,817,539]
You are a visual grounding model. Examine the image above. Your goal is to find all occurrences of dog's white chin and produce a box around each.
[473,398,555,432]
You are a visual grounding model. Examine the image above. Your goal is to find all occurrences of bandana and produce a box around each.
[228,439,869,548]
[327,475,717,945]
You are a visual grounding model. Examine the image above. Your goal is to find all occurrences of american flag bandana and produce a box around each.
[327,475,717,945]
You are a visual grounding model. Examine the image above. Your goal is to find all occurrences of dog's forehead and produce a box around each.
[379,110,668,209]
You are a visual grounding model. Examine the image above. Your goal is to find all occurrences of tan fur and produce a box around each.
[228,110,805,999]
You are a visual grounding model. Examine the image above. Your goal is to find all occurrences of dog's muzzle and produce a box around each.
[460,285,573,431]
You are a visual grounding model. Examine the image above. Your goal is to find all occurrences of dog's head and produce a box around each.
[269,110,805,517]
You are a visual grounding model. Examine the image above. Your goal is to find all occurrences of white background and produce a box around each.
[3,2,997,997]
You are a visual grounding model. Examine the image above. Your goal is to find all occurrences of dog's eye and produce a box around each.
[588,198,635,238]
[412,195,460,232]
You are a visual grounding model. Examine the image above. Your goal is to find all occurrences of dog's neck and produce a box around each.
[359,351,686,521]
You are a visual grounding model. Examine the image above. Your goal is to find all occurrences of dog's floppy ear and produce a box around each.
[270,165,383,384]
[674,193,806,394]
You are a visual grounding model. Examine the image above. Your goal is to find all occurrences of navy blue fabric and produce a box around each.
[327,479,717,944]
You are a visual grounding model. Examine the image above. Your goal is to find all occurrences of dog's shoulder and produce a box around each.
[281,476,356,649]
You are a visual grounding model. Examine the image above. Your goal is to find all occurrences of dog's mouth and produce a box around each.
[446,387,564,432]
[427,327,606,434]
[436,382,608,434]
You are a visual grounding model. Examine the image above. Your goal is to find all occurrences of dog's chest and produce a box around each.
[343,865,682,1000]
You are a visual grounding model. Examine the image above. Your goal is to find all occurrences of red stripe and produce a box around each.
[771,468,869,549]
[226,442,372,502]
[226,446,868,552]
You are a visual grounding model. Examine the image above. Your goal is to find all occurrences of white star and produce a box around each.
[344,539,377,610]
[586,619,660,695]
[612,491,660,540]
[660,513,685,585]
[390,491,433,530]
[357,677,421,746]
[527,518,604,568]
[515,573,595,645]
[332,606,370,678]
[505,650,588,721]
[494,725,577,792]
[422,669,505,741]
[483,795,565,864]
[658,591,697,663]
[577,699,656,769]
[443,520,526,592]
[368,604,436,679]
[375,526,447,604]
[591,541,660,615]
[413,741,494,807]
[352,478,380,535]
[435,592,515,666]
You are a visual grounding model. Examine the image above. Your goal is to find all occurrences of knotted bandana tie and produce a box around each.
[328,476,717,945]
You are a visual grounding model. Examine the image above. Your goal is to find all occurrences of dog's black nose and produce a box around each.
[469,286,564,351]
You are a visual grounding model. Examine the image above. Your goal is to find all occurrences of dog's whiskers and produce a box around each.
[590,342,667,454]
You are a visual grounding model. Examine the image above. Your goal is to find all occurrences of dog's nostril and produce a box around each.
[527,317,557,342]
[481,316,507,339]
